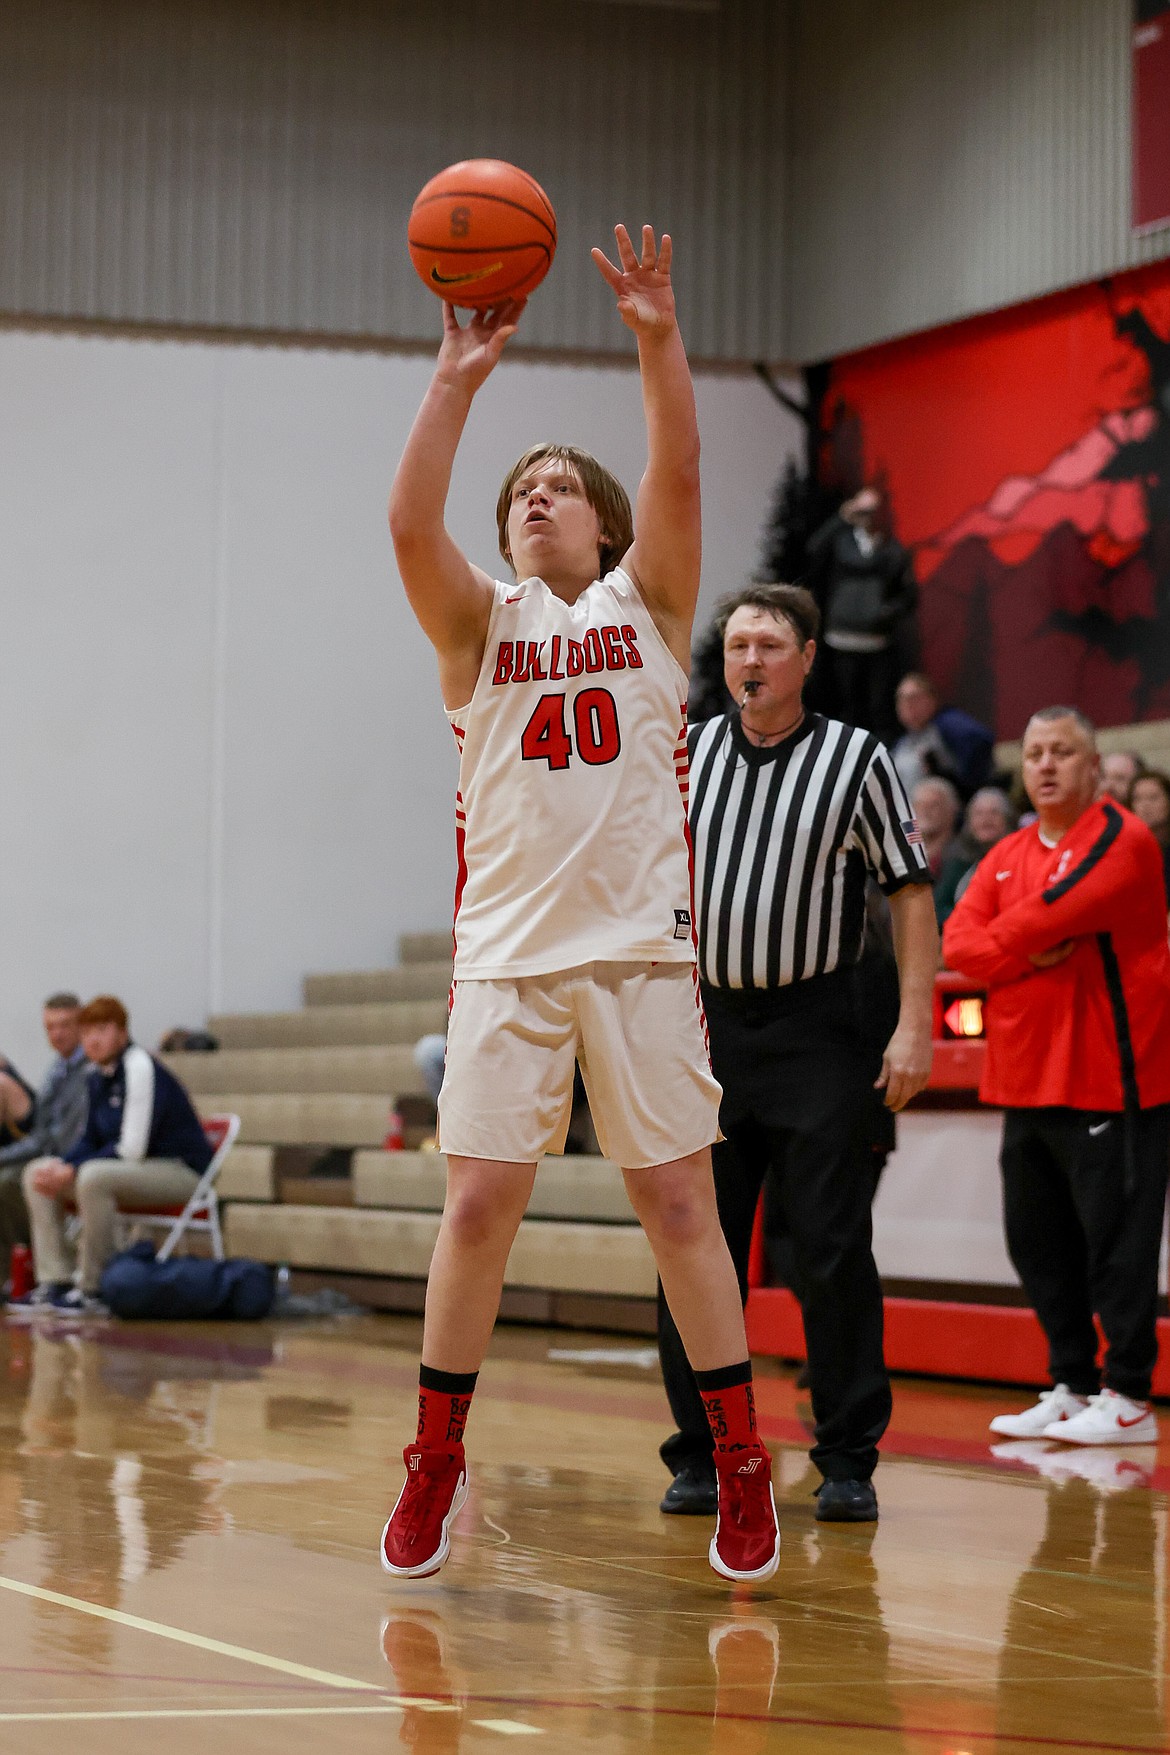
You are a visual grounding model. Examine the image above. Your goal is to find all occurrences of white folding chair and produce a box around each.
[127,1113,241,1263]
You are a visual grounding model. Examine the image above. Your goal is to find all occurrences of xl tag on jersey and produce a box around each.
[674,909,692,940]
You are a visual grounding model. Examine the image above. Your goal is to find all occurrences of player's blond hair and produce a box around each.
[496,444,634,577]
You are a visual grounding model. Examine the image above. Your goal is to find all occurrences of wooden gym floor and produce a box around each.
[0,1311,1165,1754]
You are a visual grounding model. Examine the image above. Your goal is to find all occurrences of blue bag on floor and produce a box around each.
[100,1240,275,1320]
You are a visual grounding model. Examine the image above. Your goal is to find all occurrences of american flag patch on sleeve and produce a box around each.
[902,819,923,846]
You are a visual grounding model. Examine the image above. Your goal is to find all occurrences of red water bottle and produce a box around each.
[383,1106,405,1151]
[9,1245,33,1300]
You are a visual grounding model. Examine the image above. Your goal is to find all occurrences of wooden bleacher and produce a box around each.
[173,932,657,1331]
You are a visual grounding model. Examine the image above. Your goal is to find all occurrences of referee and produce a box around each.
[658,583,939,1522]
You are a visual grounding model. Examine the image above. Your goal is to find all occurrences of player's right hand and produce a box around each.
[435,299,526,395]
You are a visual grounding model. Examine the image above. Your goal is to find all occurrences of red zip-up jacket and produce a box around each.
[942,800,1170,1111]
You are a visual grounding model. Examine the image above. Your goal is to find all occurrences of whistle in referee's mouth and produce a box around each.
[740,679,761,701]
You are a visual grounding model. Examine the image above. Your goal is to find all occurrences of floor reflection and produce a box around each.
[2,1325,262,1662]
[996,1466,1163,1751]
[381,1609,466,1752]
[0,1313,1163,1752]
[374,1463,909,1753]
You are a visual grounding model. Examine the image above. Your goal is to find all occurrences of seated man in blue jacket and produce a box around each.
[891,672,994,801]
[17,994,212,1316]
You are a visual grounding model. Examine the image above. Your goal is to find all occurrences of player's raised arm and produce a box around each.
[388,299,525,695]
[591,225,700,668]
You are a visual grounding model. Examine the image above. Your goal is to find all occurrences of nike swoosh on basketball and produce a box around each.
[1088,1120,1111,1136]
[430,262,503,287]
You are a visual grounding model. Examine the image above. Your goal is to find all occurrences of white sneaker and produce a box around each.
[1042,1388,1157,1446]
[989,1384,1087,1438]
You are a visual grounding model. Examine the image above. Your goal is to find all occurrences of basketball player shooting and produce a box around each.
[381,223,780,1585]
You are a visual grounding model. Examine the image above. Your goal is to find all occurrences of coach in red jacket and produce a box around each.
[944,706,1170,1448]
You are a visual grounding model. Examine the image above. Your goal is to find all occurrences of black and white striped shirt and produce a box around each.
[689,713,930,989]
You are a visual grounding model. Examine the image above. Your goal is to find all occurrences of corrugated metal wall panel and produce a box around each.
[0,0,788,360]
[786,0,1170,362]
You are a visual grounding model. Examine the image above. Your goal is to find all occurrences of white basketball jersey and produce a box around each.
[448,566,696,979]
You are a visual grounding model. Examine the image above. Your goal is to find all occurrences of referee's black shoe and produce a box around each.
[660,1463,718,1515]
[814,1478,878,1522]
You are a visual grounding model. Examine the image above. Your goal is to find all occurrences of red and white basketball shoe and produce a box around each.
[709,1445,780,1583]
[380,1444,468,1578]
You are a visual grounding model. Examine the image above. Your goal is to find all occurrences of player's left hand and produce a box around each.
[875,1021,933,1112]
[591,224,676,337]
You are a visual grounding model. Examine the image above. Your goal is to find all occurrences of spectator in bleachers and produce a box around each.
[0,1056,35,1152]
[0,994,89,1272]
[933,787,1018,926]
[943,707,1170,1447]
[910,775,963,881]
[891,673,995,800]
[1099,749,1146,805]
[413,1033,447,1104]
[16,995,213,1317]
[804,487,916,740]
[1129,770,1170,904]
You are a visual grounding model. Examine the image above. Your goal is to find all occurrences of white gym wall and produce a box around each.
[0,325,801,1071]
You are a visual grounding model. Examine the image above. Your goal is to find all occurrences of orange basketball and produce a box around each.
[408,159,557,310]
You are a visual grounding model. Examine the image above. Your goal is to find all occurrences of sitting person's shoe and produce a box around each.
[709,1445,780,1582]
[1042,1387,1157,1446]
[989,1383,1088,1439]
[51,1287,109,1319]
[814,1478,878,1522]
[381,1444,468,1579]
[660,1462,718,1516]
[6,1282,69,1319]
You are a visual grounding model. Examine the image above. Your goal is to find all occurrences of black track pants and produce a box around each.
[1000,1105,1170,1401]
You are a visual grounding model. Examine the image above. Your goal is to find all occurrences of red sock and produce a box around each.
[416,1365,478,1448]
[695,1361,759,1456]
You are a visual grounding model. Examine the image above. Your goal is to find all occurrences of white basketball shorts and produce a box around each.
[437,960,722,1170]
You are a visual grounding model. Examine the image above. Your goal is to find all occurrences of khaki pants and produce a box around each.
[23,1156,200,1294]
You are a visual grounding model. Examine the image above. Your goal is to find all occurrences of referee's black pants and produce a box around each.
[1000,1105,1170,1402]
[658,972,892,1484]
